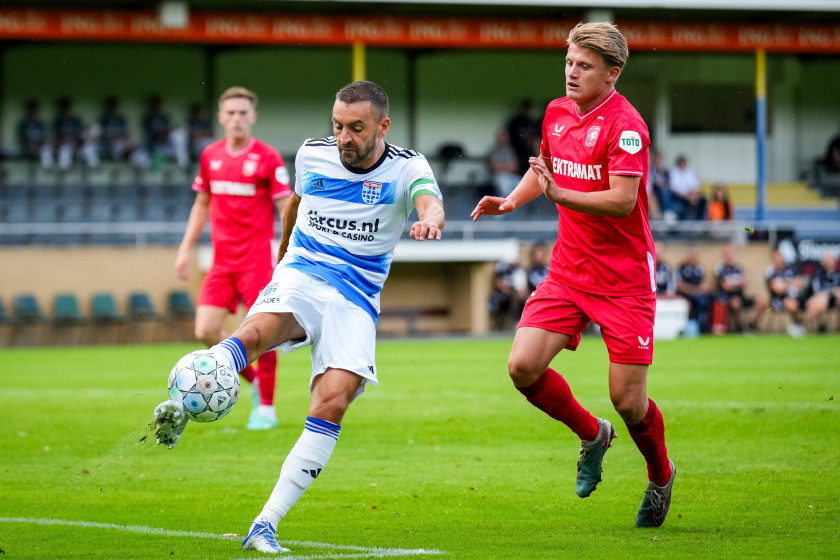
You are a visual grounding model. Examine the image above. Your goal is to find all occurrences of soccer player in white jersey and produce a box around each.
[154,80,445,554]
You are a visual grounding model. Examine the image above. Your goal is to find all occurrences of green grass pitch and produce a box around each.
[1,334,838,559]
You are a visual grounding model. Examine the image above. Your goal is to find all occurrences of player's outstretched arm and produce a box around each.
[277,193,301,262]
[410,194,445,241]
[175,192,210,281]
[530,156,639,218]
[470,168,542,221]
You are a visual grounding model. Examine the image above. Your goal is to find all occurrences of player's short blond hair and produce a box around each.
[567,22,629,70]
[218,86,257,109]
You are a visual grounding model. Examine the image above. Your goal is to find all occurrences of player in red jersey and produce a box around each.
[471,22,674,528]
[175,86,292,430]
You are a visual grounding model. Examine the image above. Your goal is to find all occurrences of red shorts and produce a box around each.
[198,264,274,314]
[519,274,656,365]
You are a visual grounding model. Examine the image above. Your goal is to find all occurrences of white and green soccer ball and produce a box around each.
[167,350,240,423]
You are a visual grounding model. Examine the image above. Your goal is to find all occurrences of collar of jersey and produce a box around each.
[340,142,390,175]
[574,89,617,120]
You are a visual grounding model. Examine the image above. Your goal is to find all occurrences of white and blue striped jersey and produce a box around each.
[281,136,442,322]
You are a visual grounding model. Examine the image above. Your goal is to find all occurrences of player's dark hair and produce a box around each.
[567,21,629,70]
[219,86,258,109]
[336,81,389,120]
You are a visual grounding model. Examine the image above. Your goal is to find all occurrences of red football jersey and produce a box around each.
[539,90,655,296]
[192,138,291,269]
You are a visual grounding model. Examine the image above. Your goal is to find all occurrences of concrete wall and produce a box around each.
[0,241,777,342]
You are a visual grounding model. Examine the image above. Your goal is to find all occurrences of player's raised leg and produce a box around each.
[243,368,360,553]
[508,326,609,497]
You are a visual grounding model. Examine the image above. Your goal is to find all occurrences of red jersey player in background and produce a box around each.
[175,86,291,430]
[471,22,675,528]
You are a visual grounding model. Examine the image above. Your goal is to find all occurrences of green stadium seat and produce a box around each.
[53,293,83,324]
[90,292,120,324]
[13,294,45,322]
[128,291,157,320]
[167,290,195,320]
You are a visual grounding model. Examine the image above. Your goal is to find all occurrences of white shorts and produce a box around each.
[246,266,378,400]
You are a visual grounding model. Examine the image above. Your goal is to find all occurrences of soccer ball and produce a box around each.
[167,350,240,423]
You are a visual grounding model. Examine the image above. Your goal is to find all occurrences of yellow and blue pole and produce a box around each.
[353,42,366,82]
[755,48,767,223]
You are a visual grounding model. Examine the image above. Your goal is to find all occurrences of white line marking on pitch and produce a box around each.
[0,517,444,558]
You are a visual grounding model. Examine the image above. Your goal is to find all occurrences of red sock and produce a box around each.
[626,398,672,486]
[516,368,599,441]
[240,364,256,384]
[257,351,277,406]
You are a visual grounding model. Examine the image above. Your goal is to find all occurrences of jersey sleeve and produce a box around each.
[403,156,441,215]
[268,149,292,200]
[192,150,210,193]
[606,113,649,178]
[293,142,308,198]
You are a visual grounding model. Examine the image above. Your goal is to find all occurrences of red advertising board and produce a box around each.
[1,9,839,53]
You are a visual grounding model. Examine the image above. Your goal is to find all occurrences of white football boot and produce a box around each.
[153,399,188,448]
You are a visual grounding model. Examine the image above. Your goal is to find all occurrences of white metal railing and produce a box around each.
[0,218,833,248]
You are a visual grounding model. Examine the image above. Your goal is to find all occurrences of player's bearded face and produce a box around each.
[332,101,389,168]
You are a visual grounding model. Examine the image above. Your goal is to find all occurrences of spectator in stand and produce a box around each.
[488,257,529,330]
[824,120,840,172]
[676,247,711,332]
[526,241,550,292]
[713,244,755,333]
[187,102,216,162]
[53,96,97,169]
[487,129,521,197]
[707,183,734,221]
[142,95,189,169]
[647,151,675,222]
[506,98,541,175]
[762,249,805,337]
[803,251,840,332]
[668,155,706,220]
[17,98,52,168]
[97,96,147,167]
[654,242,676,298]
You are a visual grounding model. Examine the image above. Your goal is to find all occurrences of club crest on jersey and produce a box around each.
[585,126,601,147]
[210,159,222,170]
[361,181,382,205]
[242,159,257,177]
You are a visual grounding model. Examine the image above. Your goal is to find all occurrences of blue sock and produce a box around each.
[212,337,248,372]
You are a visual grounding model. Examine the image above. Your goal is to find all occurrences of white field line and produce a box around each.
[0,517,444,558]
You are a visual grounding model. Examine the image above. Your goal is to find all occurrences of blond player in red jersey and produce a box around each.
[471,22,675,528]
[175,87,292,430]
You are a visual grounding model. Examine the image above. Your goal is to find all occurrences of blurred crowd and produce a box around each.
[13,95,215,174]
[491,241,840,338]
